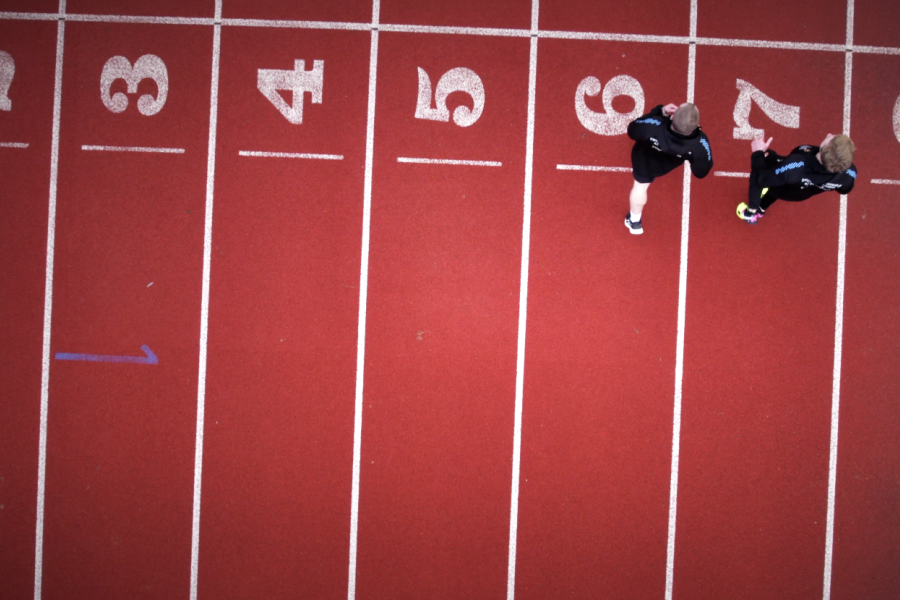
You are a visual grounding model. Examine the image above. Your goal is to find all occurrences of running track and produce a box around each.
[1,1,899,599]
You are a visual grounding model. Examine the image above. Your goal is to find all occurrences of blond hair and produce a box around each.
[672,103,700,135]
[820,135,855,173]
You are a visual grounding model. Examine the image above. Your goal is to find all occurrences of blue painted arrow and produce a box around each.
[55,344,158,365]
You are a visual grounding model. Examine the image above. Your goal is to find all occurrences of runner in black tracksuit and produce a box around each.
[624,103,713,234]
[628,105,713,183]
[738,140,857,223]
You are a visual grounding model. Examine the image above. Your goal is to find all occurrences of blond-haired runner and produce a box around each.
[625,102,713,235]
[737,133,857,224]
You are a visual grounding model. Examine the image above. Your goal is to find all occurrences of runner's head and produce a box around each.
[819,134,855,173]
[671,103,700,135]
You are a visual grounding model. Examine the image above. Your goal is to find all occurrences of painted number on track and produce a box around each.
[894,94,900,144]
[732,79,799,140]
[257,59,324,124]
[575,74,644,136]
[101,55,169,116]
[415,67,485,127]
[0,50,14,111]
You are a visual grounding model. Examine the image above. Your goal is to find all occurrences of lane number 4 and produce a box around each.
[257,59,323,125]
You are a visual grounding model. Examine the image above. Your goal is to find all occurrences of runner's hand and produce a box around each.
[663,103,679,116]
[751,136,773,153]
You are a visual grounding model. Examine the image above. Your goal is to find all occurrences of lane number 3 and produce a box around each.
[101,54,168,116]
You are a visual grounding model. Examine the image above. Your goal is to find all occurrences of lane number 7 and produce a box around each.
[732,79,799,140]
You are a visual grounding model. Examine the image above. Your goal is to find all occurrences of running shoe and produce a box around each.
[736,202,760,224]
[625,215,643,235]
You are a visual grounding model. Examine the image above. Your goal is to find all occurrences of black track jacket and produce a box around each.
[751,144,857,201]
[627,105,713,180]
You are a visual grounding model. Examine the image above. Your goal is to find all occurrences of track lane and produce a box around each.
[0,19,57,600]
[41,22,211,599]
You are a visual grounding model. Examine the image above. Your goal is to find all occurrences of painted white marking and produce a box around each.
[556,164,632,172]
[1,10,900,54]
[539,30,689,44]
[0,142,29,148]
[665,36,695,600]
[733,79,800,140]
[382,23,529,37]
[189,14,221,600]
[348,2,380,597]
[871,178,900,185]
[575,74,644,136]
[0,50,14,111]
[893,94,900,144]
[81,145,184,153]
[223,18,370,31]
[507,26,538,600]
[0,12,59,21]
[698,37,845,52]
[35,16,65,600]
[415,67,485,127]
[100,55,168,116]
[823,12,854,598]
[823,192,848,600]
[852,45,900,56]
[239,150,342,160]
[257,59,323,124]
[397,157,500,166]
[67,14,213,25]
[714,171,749,177]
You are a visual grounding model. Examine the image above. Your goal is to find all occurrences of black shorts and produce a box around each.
[632,172,654,184]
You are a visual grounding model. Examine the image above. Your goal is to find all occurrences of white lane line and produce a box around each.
[0,12,58,20]
[81,145,185,153]
[397,157,502,166]
[348,1,379,597]
[853,45,900,55]
[665,34,696,600]
[539,30,689,44]
[823,4,854,597]
[2,10,900,55]
[506,5,540,600]
[697,37,845,52]
[507,9,539,600]
[381,23,530,37]
[189,12,221,600]
[714,171,749,177]
[239,150,344,160]
[0,142,30,148]
[871,178,900,185]
[34,14,65,600]
[556,164,631,172]
[66,14,213,25]
[222,18,369,31]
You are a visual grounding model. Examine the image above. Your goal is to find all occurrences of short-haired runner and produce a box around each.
[737,133,857,223]
[625,102,713,235]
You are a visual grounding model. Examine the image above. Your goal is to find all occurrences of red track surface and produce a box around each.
[1,1,899,599]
